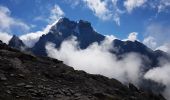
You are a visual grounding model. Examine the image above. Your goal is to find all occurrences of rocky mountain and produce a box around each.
[8,18,170,66]
[31,18,105,56]
[0,40,166,100]
[8,35,27,50]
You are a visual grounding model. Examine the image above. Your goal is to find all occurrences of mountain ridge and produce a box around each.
[6,17,170,99]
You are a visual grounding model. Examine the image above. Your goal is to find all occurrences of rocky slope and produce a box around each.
[0,40,166,100]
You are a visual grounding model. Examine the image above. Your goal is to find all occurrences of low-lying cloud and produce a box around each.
[144,60,170,100]
[0,32,12,44]
[45,35,170,99]
[46,36,143,85]
[20,20,59,47]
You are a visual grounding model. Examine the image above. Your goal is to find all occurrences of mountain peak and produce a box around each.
[8,35,26,50]
[58,17,70,23]
[78,19,93,32]
[50,17,77,34]
[78,20,91,26]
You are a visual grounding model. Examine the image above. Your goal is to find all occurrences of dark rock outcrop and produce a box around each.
[0,40,166,100]
[8,35,26,50]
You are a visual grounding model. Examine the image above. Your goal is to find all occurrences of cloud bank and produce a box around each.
[46,36,143,85]
[45,35,170,99]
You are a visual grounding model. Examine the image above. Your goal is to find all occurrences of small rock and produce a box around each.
[18,74,25,78]
[38,85,44,88]
[74,93,81,97]
[29,82,33,84]
[6,90,11,94]
[68,89,75,95]
[25,85,33,88]
[0,73,7,81]
[3,82,8,85]
[49,95,54,98]
[128,83,139,93]
[10,74,15,77]
[17,83,26,86]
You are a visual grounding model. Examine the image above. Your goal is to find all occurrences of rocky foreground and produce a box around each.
[0,41,166,100]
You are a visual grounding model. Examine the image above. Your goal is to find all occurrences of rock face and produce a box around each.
[31,18,105,56]
[0,41,166,100]
[8,35,26,50]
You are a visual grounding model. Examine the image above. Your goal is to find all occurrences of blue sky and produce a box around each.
[0,0,170,52]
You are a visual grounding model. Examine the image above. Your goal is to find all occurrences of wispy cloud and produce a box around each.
[83,0,112,21]
[0,5,30,33]
[20,4,64,47]
[49,4,65,23]
[124,0,147,13]
[46,36,143,85]
[83,0,123,25]
[143,23,170,53]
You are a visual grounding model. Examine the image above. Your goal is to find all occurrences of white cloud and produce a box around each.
[0,32,12,44]
[20,4,64,47]
[159,0,170,12]
[83,0,124,25]
[0,5,30,32]
[123,32,138,42]
[113,13,120,26]
[64,0,81,8]
[146,0,170,13]
[144,62,170,100]
[105,35,117,42]
[49,4,65,23]
[64,0,123,25]
[124,0,147,13]
[143,23,170,53]
[156,43,170,53]
[46,36,143,85]
[143,36,157,49]
[127,32,138,42]
[34,16,45,22]
[20,20,58,47]
[83,0,112,20]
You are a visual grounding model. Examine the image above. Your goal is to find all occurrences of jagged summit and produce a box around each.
[32,17,105,56]
[50,17,94,35]
[8,35,26,50]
